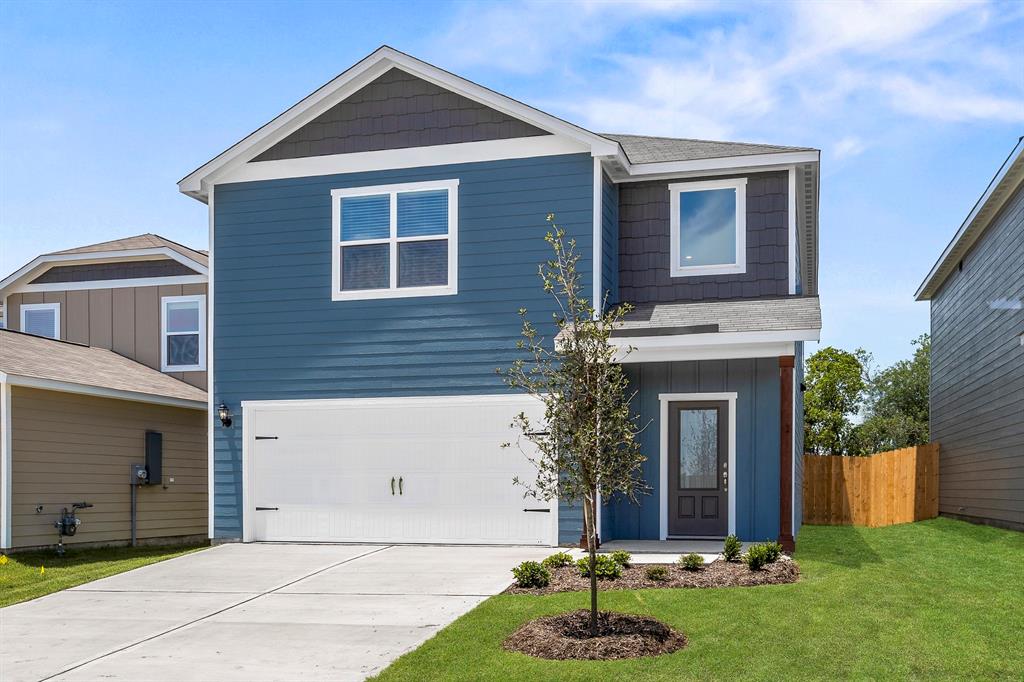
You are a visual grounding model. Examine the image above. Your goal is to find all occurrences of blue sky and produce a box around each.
[1,0,1021,366]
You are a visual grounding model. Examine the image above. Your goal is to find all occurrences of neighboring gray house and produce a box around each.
[917,137,1024,532]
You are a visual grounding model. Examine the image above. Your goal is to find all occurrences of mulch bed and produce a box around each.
[503,609,687,660]
[505,557,798,595]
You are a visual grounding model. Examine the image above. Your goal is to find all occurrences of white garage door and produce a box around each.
[244,395,554,545]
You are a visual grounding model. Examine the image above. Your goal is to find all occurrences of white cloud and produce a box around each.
[432,0,1022,143]
[834,136,866,160]
[882,75,1024,123]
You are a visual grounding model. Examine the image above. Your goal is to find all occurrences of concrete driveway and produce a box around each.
[1,543,551,682]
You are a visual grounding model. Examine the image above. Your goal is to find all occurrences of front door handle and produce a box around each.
[398,476,403,495]
[391,477,395,495]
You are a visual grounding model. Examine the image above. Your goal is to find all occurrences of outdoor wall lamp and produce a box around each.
[218,403,233,428]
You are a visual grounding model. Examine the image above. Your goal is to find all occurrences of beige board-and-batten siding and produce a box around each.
[8,386,207,549]
[5,282,207,390]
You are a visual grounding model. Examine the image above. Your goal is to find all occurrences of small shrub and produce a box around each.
[743,541,783,571]
[645,565,669,581]
[678,553,705,571]
[722,534,743,562]
[576,554,622,580]
[512,560,550,588]
[609,550,632,568]
[541,552,574,569]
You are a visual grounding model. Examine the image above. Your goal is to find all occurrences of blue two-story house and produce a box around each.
[179,46,821,551]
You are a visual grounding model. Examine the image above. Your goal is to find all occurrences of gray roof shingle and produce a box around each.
[602,133,816,165]
[47,233,208,264]
[0,330,207,406]
[616,296,821,334]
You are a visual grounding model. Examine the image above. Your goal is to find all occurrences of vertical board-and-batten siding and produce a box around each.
[601,358,782,543]
[8,387,207,549]
[253,68,549,162]
[212,153,595,539]
[5,284,207,390]
[930,183,1024,531]
[618,171,790,304]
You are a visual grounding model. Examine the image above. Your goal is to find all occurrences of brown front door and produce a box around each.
[667,401,728,537]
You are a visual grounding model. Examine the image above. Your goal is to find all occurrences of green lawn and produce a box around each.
[0,543,207,607]
[375,518,1024,680]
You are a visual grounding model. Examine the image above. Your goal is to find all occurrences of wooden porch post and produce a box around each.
[778,355,796,552]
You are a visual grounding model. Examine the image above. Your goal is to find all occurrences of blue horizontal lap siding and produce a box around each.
[601,358,781,543]
[211,153,594,539]
[601,171,619,307]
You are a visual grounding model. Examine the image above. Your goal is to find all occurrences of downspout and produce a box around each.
[1,378,11,550]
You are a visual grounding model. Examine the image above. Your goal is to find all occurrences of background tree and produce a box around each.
[854,334,930,453]
[803,346,868,455]
[500,215,647,637]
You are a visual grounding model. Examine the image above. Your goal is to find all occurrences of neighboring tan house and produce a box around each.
[179,46,821,550]
[0,234,209,551]
[917,137,1024,532]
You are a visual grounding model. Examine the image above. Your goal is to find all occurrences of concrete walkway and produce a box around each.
[1,543,551,682]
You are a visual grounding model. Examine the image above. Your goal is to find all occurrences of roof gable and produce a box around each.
[253,67,549,162]
[178,46,618,201]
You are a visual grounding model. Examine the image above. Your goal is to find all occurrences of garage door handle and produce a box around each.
[255,507,279,511]
[523,508,550,512]
[398,477,403,495]
[391,477,395,495]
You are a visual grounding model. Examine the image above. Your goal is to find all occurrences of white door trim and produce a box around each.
[658,392,738,540]
[240,394,557,545]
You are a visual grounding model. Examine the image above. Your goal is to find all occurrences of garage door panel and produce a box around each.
[248,396,551,545]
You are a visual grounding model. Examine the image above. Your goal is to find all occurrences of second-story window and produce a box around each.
[669,178,747,277]
[20,302,60,339]
[161,294,205,372]
[331,179,459,301]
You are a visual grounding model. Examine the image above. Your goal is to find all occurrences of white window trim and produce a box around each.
[659,392,738,540]
[331,179,459,301]
[20,302,60,339]
[669,177,747,277]
[161,294,206,372]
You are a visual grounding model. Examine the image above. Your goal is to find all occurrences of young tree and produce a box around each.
[803,346,869,455]
[499,215,647,637]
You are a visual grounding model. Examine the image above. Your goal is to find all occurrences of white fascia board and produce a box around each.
[916,137,1024,300]
[0,372,207,410]
[240,393,543,410]
[619,340,797,363]
[613,329,818,363]
[179,46,618,201]
[0,247,208,294]
[19,275,207,294]
[1,381,11,549]
[622,150,820,179]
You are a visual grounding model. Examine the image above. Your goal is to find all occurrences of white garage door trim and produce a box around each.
[240,395,558,546]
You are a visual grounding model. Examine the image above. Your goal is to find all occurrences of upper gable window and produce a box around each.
[161,294,206,372]
[669,178,747,277]
[331,179,458,301]
[21,302,60,339]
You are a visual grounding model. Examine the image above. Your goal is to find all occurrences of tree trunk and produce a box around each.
[583,491,598,637]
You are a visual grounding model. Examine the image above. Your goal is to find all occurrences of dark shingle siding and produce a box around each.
[29,259,197,284]
[618,172,790,304]
[930,183,1024,531]
[253,68,550,162]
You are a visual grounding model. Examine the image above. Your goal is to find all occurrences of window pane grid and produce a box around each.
[337,184,453,294]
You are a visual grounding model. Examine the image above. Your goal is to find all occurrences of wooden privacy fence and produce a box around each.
[803,443,940,527]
